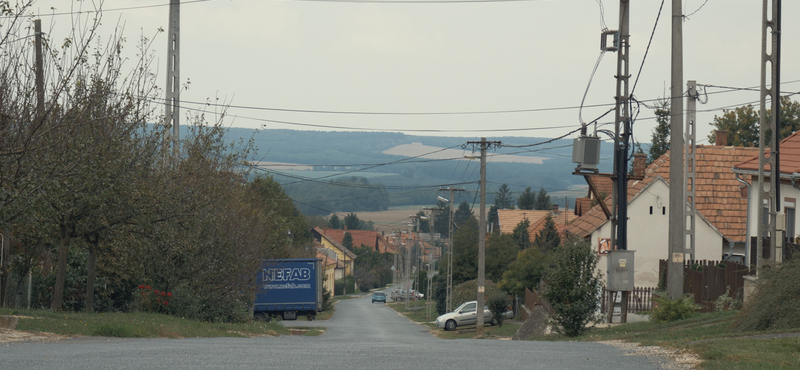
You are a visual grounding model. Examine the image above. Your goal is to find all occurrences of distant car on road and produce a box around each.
[372,291,386,303]
[435,301,498,331]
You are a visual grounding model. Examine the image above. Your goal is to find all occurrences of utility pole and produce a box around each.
[667,0,685,300]
[757,0,782,271]
[685,80,698,257]
[439,187,464,313]
[165,0,180,160]
[466,138,500,338]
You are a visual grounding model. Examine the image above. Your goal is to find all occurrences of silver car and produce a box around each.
[435,301,498,331]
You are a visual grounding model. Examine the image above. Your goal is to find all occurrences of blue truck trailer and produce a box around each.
[253,258,323,321]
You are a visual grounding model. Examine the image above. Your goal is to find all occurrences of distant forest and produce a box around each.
[226,128,614,215]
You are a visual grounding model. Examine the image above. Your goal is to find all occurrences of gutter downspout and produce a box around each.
[735,173,751,268]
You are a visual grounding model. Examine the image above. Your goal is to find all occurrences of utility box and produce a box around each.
[572,136,601,172]
[607,250,634,291]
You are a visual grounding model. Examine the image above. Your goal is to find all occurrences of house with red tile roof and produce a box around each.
[733,129,800,263]
[313,228,396,254]
[310,227,357,277]
[497,209,578,240]
[565,137,757,287]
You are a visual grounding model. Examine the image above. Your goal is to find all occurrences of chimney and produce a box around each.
[715,130,728,147]
[633,152,647,178]
[552,205,560,214]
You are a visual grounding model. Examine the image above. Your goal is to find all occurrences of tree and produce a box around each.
[342,232,354,250]
[451,217,479,285]
[494,184,515,209]
[344,213,361,230]
[512,219,531,250]
[485,233,519,283]
[328,214,342,229]
[708,104,760,147]
[533,215,560,254]
[534,187,552,211]
[453,200,473,230]
[708,97,800,147]
[543,237,603,337]
[517,187,535,210]
[648,99,670,164]
[499,247,549,297]
[432,199,450,236]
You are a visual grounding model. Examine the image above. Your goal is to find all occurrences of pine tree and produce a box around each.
[328,214,342,229]
[533,215,560,254]
[342,231,354,250]
[517,187,535,210]
[494,184,515,209]
[512,219,531,249]
[649,100,671,164]
[534,187,552,211]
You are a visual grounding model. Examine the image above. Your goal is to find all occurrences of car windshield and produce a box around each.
[374,292,385,296]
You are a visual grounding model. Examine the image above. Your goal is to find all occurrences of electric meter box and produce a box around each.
[572,136,601,171]
[607,250,635,291]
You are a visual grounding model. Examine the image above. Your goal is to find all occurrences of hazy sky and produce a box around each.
[25,0,800,146]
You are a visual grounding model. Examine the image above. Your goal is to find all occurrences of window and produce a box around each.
[787,207,796,243]
[598,238,611,254]
[649,206,653,215]
[662,207,666,215]
[462,303,476,313]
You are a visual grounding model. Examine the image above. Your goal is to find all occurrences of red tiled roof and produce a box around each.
[588,176,613,199]
[317,228,392,253]
[565,145,758,242]
[734,130,800,174]
[311,227,358,259]
[497,209,577,239]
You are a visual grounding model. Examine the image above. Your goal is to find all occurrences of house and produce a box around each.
[316,246,339,294]
[313,228,396,254]
[497,209,578,240]
[310,227,357,277]
[565,135,757,287]
[733,129,800,262]
[384,231,439,263]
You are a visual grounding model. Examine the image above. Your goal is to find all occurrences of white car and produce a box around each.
[435,301,498,331]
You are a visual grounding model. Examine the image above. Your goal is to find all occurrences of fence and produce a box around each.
[601,287,654,314]
[521,287,553,321]
[658,259,750,312]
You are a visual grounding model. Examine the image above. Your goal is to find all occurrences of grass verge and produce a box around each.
[1,308,289,338]
[548,311,800,369]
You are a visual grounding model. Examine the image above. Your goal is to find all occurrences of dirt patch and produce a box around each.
[599,340,703,369]
[0,329,71,344]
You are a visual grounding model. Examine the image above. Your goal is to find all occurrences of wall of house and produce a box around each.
[323,264,336,295]
[745,180,800,245]
[594,180,724,288]
[319,239,353,276]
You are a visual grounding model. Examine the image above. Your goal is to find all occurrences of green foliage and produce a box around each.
[433,274,448,315]
[485,233,519,283]
[328,214,342,229]
[517,187,536,210]
[533,215,560,254]
[432,199,450,236]
[334,276,356,296]
[453,200,474,229]
[487,292,510,327]
[534,187,552,211]
[343,213,363,231]
[498,247,549,297]
[543,237,602,337]
[650,293,699,322]
[321,276,334,311]
[708,104,760,147]
[452,217,479,285]
[512,219,531,249]
[342,232,354,249]
[649,99,670,164]
[732,259,800,331]
[713,287,742,312]
[494,184,516,209]
[451,279,502,310]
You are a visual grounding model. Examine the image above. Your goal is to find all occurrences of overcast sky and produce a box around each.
[26,0,800,146]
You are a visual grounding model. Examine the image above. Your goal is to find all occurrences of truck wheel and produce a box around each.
[445,320,456,331]
[254,313,266,322]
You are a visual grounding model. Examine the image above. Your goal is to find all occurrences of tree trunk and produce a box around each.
[85,239,98,312]
[0,228,9,308]
[51,215,71,311]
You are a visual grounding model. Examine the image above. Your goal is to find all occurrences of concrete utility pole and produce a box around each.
[439,187,464,313]
[165,0,180,160]
[757,0,783,271]
[685,80,698,257]
[466,138,500,338]
[667,0,686,300]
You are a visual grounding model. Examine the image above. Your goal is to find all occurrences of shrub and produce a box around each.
[713,287,742,312]
[542,237,602,337]
[487,292,510,327]
[451,279,502,310]
[732,259,800,331]
[650,293,699,322]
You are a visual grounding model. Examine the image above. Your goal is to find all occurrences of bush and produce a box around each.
[334,276,356,296]
[432,274,447,316]
[487,292,510,327]
[542,237,602,337]
[451,279,502,310]
[650,293,699,322]
[732,259,800,331]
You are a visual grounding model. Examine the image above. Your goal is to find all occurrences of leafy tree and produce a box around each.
[453,200,474,230]
[543,237,603,337]
[649,100,671,164]
[432,199,450,236]
[433,274,448,315]
[344,213,361,230]
[452,217,479,285]
[708,104,760,147]
[486,233,519,283]
[328,214,343,229]
[533,215,560,254]
[342,232,354,250]
[499,247,549,297]
[487,292,511,327]
[517,187,535,210]
[414,210,431,233]
[534,187,552,211]
[512,219,531,250]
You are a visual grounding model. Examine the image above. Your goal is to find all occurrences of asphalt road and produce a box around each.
[1,285,681,369]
